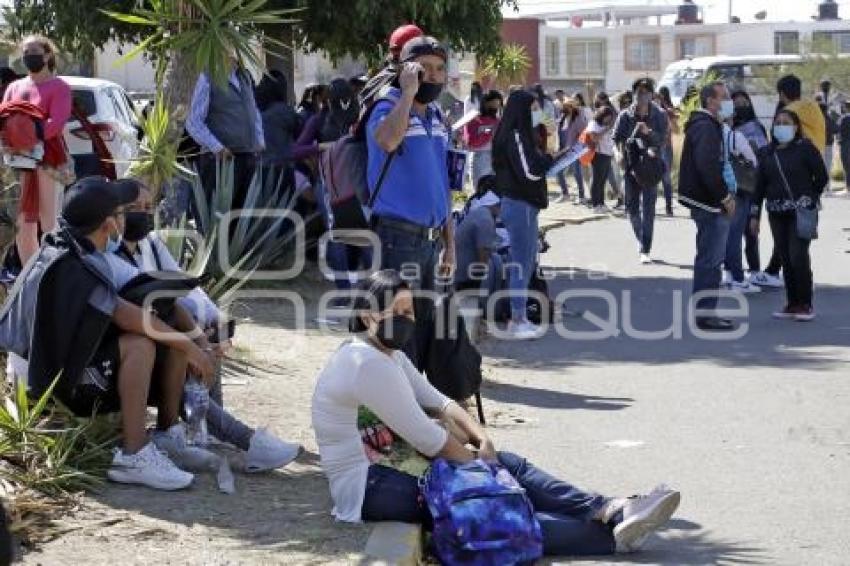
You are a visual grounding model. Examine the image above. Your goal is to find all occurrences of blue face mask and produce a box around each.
[718,100,734,121]
[773,125,795,144]
[105,231,122,254]
[531,109,544,127]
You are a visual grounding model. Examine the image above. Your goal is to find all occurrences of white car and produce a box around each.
[62,77,141,179]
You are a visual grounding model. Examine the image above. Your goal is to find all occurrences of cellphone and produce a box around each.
[208,319,236,344]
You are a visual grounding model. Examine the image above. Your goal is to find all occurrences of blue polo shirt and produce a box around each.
[366,88,450,229]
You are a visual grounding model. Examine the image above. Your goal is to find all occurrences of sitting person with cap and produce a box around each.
[454,176,502,300]
[0,176,216,491]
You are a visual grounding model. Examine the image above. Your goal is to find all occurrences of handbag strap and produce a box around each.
[772,151,796,204]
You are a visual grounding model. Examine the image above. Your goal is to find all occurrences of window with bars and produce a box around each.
[545,37,561,76]
[625,36,660,71]
[567,39,606,76]
[774,31,800,55]
[677,35,715,59]
[812,30,850,53]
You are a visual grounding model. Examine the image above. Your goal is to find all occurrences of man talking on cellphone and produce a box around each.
[366,36,455,292]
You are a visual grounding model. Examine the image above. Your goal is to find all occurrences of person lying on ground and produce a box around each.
[311,269,681,556]
[0,176,215,490]
[113,179,301,471]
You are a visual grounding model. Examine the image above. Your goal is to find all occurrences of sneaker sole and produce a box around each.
[614,491,681,551]
[794,314,816,322]
[772,313,797,320]
[245,446,302,473]
[108,469,193,491]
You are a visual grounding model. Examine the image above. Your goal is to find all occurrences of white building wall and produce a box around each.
[94,42,157,94]
[539,19,850,94]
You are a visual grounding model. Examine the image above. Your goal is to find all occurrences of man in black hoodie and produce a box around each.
[679,81,737,331]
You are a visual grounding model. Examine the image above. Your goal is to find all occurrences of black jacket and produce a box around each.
[492,128,554,209]
[0,229,114,412]
[613,102,668,149]
[678,110,729,212]
[752,138,827,217]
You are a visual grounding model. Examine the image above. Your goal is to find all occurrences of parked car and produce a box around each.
[62,77,141,179]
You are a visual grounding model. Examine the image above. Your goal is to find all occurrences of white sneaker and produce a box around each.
[721,270,732,286]
[108,443,194,491]
[593,205,609,214]
[639,253,652,265]
[728,280,762,294]
[506,321,542,341]
[614,485,681,553]
[153,423,220,472]
[245,428,302,473]
[554,194,569,204]
[749,271,784,288]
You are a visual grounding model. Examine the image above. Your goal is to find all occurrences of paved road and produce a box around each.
[478,196,850,565]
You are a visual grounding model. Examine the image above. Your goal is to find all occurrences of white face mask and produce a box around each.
[531,109,544,127]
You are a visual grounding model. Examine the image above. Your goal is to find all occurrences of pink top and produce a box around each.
[2,76,72,140]
[463,115,499,150]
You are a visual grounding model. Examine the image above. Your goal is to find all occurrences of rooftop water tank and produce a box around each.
[818,0,839,20]
[677,1,701,25]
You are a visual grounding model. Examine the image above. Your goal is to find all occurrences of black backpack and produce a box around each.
[626,137,665,190]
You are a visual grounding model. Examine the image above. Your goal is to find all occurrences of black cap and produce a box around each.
[62,176,140,232]
[400,36,447,63]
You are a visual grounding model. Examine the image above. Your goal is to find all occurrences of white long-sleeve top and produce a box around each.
[311,338,451,522]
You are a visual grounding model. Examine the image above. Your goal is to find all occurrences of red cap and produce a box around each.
[389,24,424,50]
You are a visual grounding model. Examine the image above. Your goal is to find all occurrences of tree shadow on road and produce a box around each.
[481,271,850,372]
[481,380,633,411]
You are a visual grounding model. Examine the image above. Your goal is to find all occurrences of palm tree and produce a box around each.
[480,43,531,90]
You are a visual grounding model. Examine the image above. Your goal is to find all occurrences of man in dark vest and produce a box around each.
[186,53,265,213]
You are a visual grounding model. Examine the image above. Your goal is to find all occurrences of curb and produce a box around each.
[361,522,424,565]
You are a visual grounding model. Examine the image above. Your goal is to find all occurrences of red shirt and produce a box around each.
[464,115,499,150]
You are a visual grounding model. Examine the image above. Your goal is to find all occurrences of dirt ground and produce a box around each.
[22,272,375,565]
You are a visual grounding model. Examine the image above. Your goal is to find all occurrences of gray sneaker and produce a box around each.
[614,485,681,553]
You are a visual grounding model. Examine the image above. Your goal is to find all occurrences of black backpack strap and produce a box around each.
[367,150,397,209]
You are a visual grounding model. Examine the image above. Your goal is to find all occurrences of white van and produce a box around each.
[659,55,809,128]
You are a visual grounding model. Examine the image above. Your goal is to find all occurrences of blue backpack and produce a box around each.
[421,458,543,565]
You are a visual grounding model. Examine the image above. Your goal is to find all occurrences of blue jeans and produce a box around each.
[624,176,658,254]
[556,162,585,199]
[501,197,539,322]
[375,219,440,291]
[661,145,674,208]
[724,193,751,283]
[691,207,731,314]
[326,241,372,290]
[361,452,615,556]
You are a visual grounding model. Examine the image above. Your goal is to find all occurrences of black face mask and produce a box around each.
[483,106,500,117]
[415,82,443,104]
[23,54,45,73]
[374,314,415,350]
[123,211,154,242]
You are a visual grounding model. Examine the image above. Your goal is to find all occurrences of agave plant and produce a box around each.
[0,378,117,498]
[160,160,316,304]
[104,0,298,88]
[480,43,531,90]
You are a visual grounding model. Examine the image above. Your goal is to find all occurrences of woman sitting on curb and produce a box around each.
[311,269,682,556]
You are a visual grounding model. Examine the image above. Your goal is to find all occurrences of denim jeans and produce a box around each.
[624,176,658,254]
[557,162,585,199]
[691,207,731,314]
[361,452,615,556]
[326,241,372,290]
[661,145,674,208]
[841,144,850,185]
[375,220,441,292]
[769,212,813,308]
[724,193,751,283]
[501,197,539,322]
[471,149,493,189]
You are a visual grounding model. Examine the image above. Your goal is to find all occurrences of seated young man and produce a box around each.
[114,179,301,471]
[311,270,681,556]
[0,176,215,490]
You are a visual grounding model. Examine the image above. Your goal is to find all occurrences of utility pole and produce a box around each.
[728,0,733,22]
